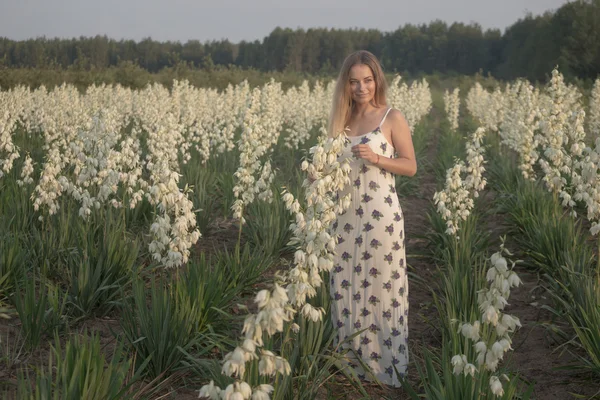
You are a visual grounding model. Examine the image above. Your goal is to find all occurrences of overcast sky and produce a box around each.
[0,0,570,43]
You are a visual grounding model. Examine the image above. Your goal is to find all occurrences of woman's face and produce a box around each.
[349,64,376,105]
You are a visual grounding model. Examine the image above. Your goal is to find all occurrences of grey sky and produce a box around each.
[0,0,570,43]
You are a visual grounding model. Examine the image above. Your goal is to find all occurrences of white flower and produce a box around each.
[255,290,270,308]
[198,380,221,399]
[495,320,509,337]
[238,382,252,398]
[491,341,505,359]
[490,252,502,267]
[241,338,258,356]
[489,375,504,396]
[485,350,499,371]
[499,338,513,352]
[271,284,288,303]
[258,351,276,376]
[222,347,247,378]
[224,388,244,400]
[501,314,521,331]
[483,305,499,326]
[301,303,323,322]
[293,250,306,265]
[486,266,497,282]
[507,271,522,288]
[464,363,477,377]
[451,354,467,375]
[493,256,508,274]
[474,341,487,355]
[275,356,291,375]
[251,384,274,400]
[460,321,481,341]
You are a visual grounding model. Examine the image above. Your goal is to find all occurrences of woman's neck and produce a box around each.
[352,102,377,117]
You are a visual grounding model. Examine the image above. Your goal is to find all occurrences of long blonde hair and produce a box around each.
[327,50,388,138]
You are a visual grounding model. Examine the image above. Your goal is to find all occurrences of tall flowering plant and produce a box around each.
[232,81,284,226]
[281,80,328,150]
[284,128,352,316]
[0,86,30,179]
[199,129,351,400]
[451,238,523,398]
[444,88,460,132]
[433,127,487,237]
[134,83,201,268]
[536,68,586,212]
[31,84,85,216]
[589,78,600,139]
[573,137,600,236]
[571,132,600,279]
[212,80,251,154]
[466,83,506,133]
[498,80,541,181]
[387,75,433,133]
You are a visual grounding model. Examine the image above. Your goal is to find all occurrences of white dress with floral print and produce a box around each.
[329,107,409,387]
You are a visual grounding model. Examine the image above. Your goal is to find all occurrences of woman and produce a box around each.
[328,50,417,388]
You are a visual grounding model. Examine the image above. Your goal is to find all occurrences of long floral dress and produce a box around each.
[329,107,409,387]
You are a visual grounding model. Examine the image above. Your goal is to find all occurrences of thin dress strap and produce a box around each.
[378,107,392,128]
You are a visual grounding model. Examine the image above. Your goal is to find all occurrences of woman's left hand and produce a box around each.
[351,144,378,164]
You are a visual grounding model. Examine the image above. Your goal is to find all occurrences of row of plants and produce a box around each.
[488,149,600,383]
[465,67,600,392]
[404,77,600,400]
[0,125,309,398]
[397,103,532,398]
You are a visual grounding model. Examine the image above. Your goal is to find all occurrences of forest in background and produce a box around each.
[0,0,599,85]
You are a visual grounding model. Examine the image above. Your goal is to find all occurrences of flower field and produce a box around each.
[0,71,599,399]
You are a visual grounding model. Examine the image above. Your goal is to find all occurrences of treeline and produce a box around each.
[1,0,599,82]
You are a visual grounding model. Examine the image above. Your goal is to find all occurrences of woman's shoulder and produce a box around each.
[385,107,409,125]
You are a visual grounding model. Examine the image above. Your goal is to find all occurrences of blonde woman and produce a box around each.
[328,50,416,388]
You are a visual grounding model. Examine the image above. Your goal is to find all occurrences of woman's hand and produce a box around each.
[351,144,378,164]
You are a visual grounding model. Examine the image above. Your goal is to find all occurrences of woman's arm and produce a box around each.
[376,109,417,177]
